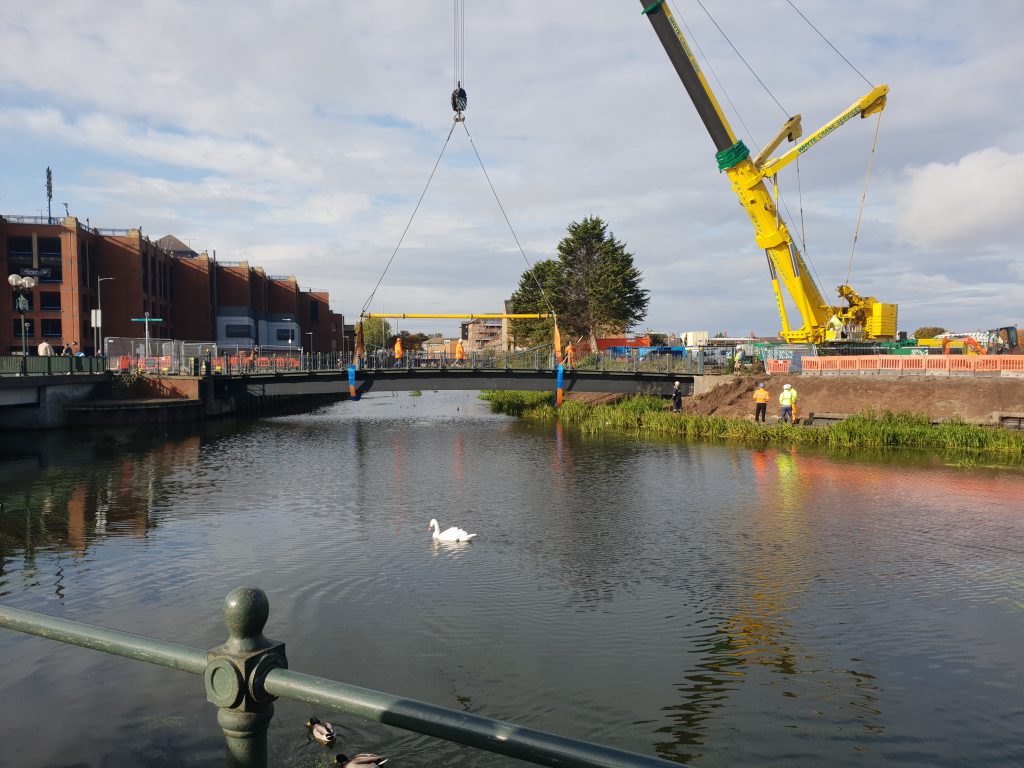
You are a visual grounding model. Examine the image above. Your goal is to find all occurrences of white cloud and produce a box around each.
[897,148,1024,250]
[0,0,1021,334]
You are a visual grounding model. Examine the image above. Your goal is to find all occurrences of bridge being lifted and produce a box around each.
[215,365,695,402]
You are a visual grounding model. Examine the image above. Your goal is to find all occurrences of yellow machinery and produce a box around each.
[639,0,897,343]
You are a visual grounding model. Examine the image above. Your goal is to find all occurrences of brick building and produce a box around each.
[1,215,343,355]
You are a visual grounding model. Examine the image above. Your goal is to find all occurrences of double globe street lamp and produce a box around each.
[8,273,37,375]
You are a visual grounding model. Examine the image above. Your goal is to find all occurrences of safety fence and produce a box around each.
[768,355,1024,375]
[0,587,676,768]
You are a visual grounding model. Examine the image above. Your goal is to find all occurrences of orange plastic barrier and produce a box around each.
[766,359,791,374]
[798,354,1024,375]
[118,355,132,373]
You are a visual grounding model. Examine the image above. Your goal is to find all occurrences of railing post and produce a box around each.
[204,587,288,768]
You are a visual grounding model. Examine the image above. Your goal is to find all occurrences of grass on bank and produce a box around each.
[478,391,1024,457]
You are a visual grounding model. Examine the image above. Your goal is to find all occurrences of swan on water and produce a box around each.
[429,518,476,542]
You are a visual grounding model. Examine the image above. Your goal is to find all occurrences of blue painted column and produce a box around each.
[555,364,564,408]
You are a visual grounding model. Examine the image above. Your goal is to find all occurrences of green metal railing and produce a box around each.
[0,587,678,768]
[0,355,106,376]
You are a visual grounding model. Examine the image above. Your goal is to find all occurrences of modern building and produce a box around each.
[2,215,344,355]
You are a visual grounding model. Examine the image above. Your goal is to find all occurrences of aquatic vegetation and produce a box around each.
[479,392,1024,461]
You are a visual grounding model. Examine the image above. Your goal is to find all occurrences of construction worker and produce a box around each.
[779,383,797,424]
[753,382,769,423]
[454,339,466,366]
[393,337,404,367]
[564,341,577,369]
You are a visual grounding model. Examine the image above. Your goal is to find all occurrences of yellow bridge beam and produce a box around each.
[364,313,550,320]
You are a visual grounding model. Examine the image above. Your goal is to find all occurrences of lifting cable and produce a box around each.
[359,121,457,317]
[845,110,883,285]
[451,0,467,118]
[691,0,790,118]
[785,0,873,88]
[459,120,557,318]
[361,0,556,324]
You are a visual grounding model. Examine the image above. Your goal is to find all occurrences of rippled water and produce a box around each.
[1,391,1022,767]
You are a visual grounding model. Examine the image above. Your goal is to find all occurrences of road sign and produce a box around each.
[131,317,163,322]
[91,309,102,328]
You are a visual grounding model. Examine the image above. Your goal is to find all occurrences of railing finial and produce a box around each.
[205,587,287,768]
[222,586,270,653]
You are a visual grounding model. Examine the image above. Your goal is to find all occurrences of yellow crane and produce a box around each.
[639,0,897,344]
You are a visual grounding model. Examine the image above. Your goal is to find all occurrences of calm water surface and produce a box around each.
[0,391,1022,767]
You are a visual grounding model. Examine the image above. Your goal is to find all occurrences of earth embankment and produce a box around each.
[685,374,1024,423]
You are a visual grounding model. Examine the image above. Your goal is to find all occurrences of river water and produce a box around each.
[0,391,1022,767]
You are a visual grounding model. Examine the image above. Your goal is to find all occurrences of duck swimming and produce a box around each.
[306,717,337,745]
[429,518,476,542]
[334,754,388,767]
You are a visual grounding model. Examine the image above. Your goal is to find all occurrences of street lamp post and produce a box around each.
[8,274,37,375]
[96,277,115,356]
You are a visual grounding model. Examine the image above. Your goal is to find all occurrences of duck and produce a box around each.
[334,754,388,767]
[306,716,337,745]
[429,518,476,542]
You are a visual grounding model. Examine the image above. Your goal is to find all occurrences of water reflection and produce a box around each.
[0,429,210,599]
[1,395,1022,768]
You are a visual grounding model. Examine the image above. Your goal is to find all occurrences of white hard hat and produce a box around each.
[783,383,791,389]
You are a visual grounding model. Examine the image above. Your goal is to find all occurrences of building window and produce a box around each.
[39,237,62,283]
[40,292,61,311]
[225,324,252,338]
[6,236,33,273]
[12,319,34,337]
[310,301,319,321]
[276,329,294,342]
[41,319,62,337]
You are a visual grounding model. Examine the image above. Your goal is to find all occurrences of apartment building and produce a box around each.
[2,215,343,355]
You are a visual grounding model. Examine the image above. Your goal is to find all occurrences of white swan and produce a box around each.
[429,518,476,542]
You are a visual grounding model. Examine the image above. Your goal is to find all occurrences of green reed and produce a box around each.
[479,392,1024,459]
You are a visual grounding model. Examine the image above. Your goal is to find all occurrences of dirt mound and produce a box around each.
[686,374,1024,423]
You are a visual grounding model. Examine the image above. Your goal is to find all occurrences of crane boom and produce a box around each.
[639,0,897,343]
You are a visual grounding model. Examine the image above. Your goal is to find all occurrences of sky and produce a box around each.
[1,0,1022,340]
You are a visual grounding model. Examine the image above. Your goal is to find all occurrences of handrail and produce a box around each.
[0,604,206,674]
[263,667,671,768]
[0,588,678,768]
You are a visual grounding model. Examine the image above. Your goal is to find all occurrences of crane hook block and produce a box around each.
[451,85,468,116]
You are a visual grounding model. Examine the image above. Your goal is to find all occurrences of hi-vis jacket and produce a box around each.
[779,388,798,407]
[753,387,770,404]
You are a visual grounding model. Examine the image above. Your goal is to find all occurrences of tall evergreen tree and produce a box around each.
[510,217,649,350]
[509,260,561,346]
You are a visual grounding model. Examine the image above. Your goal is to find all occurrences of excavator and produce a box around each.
[639,0,897,344]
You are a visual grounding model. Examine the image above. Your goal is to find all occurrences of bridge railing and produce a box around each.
[0,587,676,768]
[93,340,717,378]
[0,355,107,376]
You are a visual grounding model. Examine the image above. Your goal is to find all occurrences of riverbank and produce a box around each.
[683,374,1024,424]
[480,391,1024,460]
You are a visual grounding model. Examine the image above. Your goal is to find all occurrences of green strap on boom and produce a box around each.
[642,0,664,14]
[716,140,750,171]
